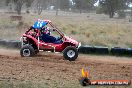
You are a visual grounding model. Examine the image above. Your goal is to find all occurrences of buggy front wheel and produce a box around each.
[63,46,78,61]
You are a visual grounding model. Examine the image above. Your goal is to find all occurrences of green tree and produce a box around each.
[5,0,34,15]
[60,0,70,11]
[99,0,127,18]
[26,0,34,8]
[73,0,97,13]
[14,0,24,15]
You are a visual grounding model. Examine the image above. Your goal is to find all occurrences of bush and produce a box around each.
[70,30,77,35]
[117,10,126,18]
[18,21,24,27]
[26,10,30,14]
[96,7,103,14]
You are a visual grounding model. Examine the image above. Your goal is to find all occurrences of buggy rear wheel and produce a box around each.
[63,46,78,61]
[20,45,35,57]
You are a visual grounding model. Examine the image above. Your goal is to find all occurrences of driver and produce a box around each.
[26,19,62,44]
[41,26,63,44]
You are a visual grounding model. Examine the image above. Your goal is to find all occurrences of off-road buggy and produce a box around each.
[20,20,81,61]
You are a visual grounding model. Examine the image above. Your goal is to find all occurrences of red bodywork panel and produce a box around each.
[23,33,78,52]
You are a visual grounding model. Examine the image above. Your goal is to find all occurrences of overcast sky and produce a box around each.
[69,0,99,6]
[94,0,99,7]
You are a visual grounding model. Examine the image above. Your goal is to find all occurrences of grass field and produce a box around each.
[0,11,132,48]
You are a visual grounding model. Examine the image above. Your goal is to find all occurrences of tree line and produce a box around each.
[3,0,132,18]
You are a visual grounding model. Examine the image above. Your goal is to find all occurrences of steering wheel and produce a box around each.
[57,36,63,41]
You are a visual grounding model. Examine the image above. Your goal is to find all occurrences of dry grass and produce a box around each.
[0,12,132,48]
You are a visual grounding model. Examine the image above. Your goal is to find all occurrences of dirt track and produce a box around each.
[0,49,132,87]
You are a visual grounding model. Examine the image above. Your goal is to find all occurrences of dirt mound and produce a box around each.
[0,49,131,87]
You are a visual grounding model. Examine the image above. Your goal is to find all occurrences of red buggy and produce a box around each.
[20,20,81,61]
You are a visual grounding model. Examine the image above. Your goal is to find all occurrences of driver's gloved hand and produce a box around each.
[56,36,61,40]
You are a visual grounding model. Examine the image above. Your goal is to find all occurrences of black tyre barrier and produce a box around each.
[93,46,109,54]
[0,39,21,49]
[0,39,132,57]
[111,47,127,55]
[7,40,21,49]
[0,39,8,46]
[78,45,95,54]
[127,48,132,56]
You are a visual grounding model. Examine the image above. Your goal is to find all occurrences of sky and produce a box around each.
[94,0,99,7]
[69,0,99,6]
[69,0,74,5]
[128,3,132,7]
[69,0,132,8]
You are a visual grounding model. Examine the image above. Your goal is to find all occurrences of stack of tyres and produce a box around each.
[111,47,127,56]
[78,45,95,54]
[0,39,8,46]
[0,39,21,49]
[127,48,132,56]
[78,46,86,54]
[93,46,109,54]
[7,40,21,49]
